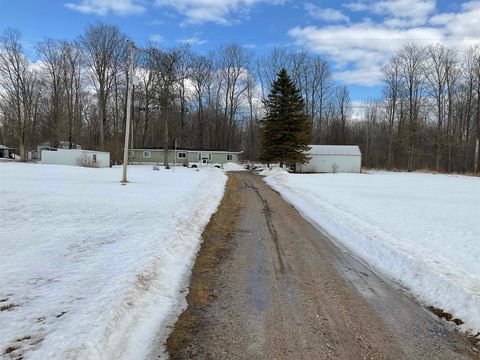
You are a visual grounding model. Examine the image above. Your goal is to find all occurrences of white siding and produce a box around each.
[297,155,361,173]
[296,145,362,173]
[40,149,110,168]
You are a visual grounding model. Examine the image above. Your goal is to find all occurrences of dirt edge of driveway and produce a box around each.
[165,174,241,359]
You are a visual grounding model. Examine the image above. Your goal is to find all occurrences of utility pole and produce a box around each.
[173,138,177,172]
[475,138,479,175]
[121,40,135,183]
[130,84,135,154]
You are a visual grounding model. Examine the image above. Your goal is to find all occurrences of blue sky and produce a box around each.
[1,0,480,102]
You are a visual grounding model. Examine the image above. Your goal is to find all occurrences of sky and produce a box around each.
[1,0,480,103]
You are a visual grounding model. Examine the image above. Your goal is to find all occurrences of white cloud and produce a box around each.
[153,0,283,25]
[305,3,349,23]
[430,1,480,40]
[343,0,435,26]
[374,0,436,26]
[335,68,384,87]
[290,1,480,86]
[343,1,369,12]
[149,34,164,42]
[289,23,444,85]
[65,0,145,16]
[178,36,207,46]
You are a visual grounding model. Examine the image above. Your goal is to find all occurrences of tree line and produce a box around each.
[357,44,480,174]
[0,22,350,164]
[1,23,480,174]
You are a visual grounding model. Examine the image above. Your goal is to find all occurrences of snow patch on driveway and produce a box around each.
[263,169,480,334]
[222,162,246,172]
[0,163,227,359]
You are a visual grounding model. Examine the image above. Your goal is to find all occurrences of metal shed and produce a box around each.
[40,149,111,168]
[295,145,362,173]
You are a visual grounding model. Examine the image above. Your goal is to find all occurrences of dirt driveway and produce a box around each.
[163,171,478,360]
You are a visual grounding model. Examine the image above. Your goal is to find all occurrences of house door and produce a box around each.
[199,153,211,164]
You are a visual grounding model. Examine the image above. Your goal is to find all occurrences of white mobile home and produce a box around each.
[129,148,241,166]
[40,149,110,168]
[295,145,362,173]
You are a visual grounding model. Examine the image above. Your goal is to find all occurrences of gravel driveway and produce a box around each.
[162,172,478,360]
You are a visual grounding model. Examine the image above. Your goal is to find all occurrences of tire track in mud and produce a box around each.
[241,178,285,274]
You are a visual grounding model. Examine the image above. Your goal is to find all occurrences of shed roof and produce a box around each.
[0,145,14,150]
[308,145,361,156]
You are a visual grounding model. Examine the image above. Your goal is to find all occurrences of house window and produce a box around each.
[92,154,97,163]
[226,154,233,161]
[177,152,186,159]
[143,151,151,158]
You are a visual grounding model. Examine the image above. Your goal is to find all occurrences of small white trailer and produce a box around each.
[40,149,110,168]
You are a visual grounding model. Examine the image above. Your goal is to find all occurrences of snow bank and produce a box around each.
[222,162,246,172]
[263,169,480,333]
[0,163,227,359]
[259,167,286,177]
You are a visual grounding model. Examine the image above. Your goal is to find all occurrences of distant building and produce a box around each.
[40,149,111,168]
[28,143,81,161]
[295,145,362,173]
[129,148,242,166]
[0,145,15,159]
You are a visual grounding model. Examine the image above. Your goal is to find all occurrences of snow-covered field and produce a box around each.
[0,163,226,359]
[263,169,480,334]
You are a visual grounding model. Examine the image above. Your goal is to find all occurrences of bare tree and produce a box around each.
[397,44,428,171]
[217,44,252,149]
[189,53,213,149]
[244,71,259,160]
[311,56,333,143]
[426,44,448,171]
[382,56,401,169]
[334,85,350,144]
[62,41,84,149]
[0,28,38,160]
[460,46,478,172]
[473,47,480,174]
[37,39,65,147]
[148,46,183,167]
[78,23,127,150]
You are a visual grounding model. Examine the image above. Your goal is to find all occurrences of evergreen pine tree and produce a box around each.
[260,68,311,166]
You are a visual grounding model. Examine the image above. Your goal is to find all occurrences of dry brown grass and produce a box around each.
[0,303,17,312]
[165,175,241,358]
